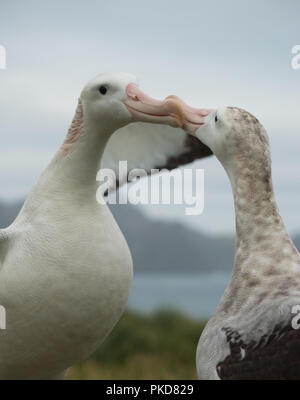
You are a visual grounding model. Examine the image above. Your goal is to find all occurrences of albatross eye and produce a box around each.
[215,115,218,123]
[99,85,108,95]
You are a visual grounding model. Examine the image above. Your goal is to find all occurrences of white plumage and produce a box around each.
[0,72,211,379]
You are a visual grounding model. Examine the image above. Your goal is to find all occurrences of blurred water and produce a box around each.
[128,272,231,319]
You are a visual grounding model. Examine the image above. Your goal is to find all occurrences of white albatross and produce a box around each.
[184,106,300,380]
[0,72,211,380]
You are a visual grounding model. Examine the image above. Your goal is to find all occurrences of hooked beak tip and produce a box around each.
[162,98,185,128]
[166,95,214,134]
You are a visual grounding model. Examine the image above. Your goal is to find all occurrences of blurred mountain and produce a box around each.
[1,199,299,274]
[294,235,300,251]
[0,200,23,229]
[109,204,235,273]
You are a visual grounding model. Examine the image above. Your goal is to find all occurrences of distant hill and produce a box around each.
[0,200,23,229]
[109,204,235,273]
[294,235,300,252]
[1,200,299,274]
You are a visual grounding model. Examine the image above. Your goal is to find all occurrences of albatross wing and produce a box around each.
[101,122,212,192]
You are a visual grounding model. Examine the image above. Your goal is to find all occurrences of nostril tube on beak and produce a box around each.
[126,83,140,101]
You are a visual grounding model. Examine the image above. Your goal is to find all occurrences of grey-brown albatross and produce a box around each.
[184,106,300,380]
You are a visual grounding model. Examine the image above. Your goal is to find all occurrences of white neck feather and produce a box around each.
[19,101,113,218]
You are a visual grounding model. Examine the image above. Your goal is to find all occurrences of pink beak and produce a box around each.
[166,95,214,135]
[123,83,185,128]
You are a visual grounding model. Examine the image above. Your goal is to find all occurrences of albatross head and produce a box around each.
[184,106,270,169]
[80,72,186,133]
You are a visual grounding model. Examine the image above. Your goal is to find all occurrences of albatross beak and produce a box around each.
[124,83,185,128]
[166,95,213,135]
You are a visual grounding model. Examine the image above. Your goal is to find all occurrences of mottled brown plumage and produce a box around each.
[193,107,300,380]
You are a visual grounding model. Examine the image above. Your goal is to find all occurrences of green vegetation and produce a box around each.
[67,309,207,380]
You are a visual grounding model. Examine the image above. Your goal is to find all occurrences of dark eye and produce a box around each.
[99,85,107,95]
[215,115,218,123]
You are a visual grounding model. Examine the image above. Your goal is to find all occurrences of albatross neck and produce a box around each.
[226,152,295,269]
[55,125,111,184]
[23,108,115,212]
[214,149,300,316]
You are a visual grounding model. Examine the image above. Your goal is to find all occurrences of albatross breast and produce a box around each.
[0,199,132,379]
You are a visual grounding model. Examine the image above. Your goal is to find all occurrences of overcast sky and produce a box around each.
[0,0,299,235]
